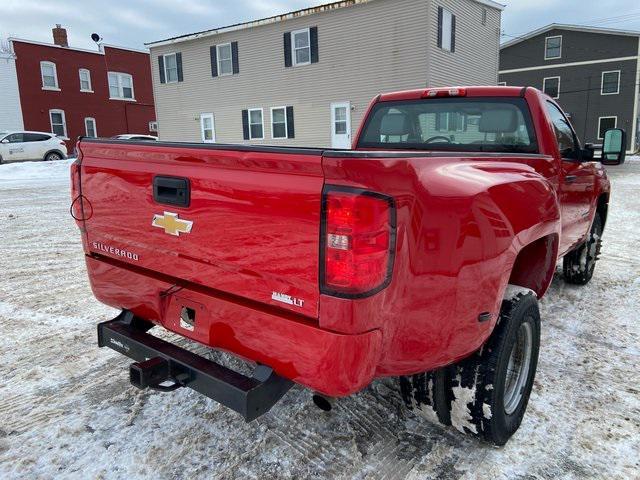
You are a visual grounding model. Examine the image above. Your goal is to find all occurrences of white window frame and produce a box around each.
[40,61,59,90]
[108,72,135,101]
[441,8,454,52]
[544,35,562,60]
[291,28,311,67]
[49,109,67,139]
[84,117,97,137]
[162,53,179,83]
[601,70,621,95]
[200,113,216,143]
[270,107,288,139]
[543,76,561,99]
[498,81,507,86]
[248,108,264,140]
[597,116,617,140]
[216,43,233,76]
[79,68,93,93]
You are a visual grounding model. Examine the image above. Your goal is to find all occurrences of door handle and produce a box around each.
[565,175,577,184]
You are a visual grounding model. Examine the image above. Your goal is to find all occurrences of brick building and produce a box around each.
[9,26,156,151]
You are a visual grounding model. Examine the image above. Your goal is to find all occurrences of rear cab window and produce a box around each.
[357,98,538,154]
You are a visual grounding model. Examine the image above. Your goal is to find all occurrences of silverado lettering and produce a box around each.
[72,86,626,445]
[92,241,139,261]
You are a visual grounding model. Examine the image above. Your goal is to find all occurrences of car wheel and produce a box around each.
[44,152,62,162]
[562,213,603,285]
[400,288,541,446]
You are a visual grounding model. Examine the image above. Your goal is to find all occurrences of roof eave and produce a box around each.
[501,23,640,49]
[146,0,504,49]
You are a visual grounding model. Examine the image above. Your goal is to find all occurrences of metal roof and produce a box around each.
[501,23,640,49]
[146,0,505,48]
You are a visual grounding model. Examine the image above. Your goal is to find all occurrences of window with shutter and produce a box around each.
[248,108,264,140]
[217,43,233,75]
[292,28,311,66]
[271,107,288,139]
[163,53,179,83]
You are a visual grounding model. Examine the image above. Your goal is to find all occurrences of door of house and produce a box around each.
[331,102,351,149]
[200,113,216,143]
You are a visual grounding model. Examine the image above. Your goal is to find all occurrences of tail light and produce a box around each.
[321,186,396,298]
[70,147,88,224]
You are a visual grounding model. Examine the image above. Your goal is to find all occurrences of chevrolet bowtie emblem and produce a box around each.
[152,212,193,236]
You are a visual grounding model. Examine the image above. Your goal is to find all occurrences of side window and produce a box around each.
[8,133,24,143]
[23,133,50,142]
[545,101,578,156]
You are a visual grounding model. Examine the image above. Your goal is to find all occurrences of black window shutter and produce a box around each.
[158,55,166,84]
[310,27,319,64]
[435,112,442,131]
[242,110,250,140]
[284,32,292,67]
[437,7,443,49]
[451,15,456,52]
[176,52,183,82]
[210,46,218,77]
[232,41,239,74]
[286,106,295,138]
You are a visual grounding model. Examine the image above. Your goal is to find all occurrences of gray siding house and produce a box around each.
[147,0,503,148]
[499,24,640,152]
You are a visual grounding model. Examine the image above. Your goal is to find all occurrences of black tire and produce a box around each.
[400,289,541,446]
[563,214,603,285]
[44,151,62,162]
[400,368,451,426]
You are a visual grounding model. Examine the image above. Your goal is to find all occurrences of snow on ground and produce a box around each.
[0,158,639,479]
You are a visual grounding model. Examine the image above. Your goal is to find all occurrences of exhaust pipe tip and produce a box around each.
[312,393,334,412]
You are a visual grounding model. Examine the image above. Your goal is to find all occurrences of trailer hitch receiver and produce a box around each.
[98,310,293,421]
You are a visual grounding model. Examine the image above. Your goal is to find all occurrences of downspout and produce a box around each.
[631,36,640,153]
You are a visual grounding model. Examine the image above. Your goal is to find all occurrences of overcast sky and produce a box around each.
[1,0,640,51]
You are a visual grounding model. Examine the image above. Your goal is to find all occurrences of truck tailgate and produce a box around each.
[78,140,324,319]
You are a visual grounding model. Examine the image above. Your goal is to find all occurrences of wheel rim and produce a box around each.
[503,321,533,415]
[48,154,60,161]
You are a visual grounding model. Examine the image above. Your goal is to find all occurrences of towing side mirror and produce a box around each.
[601,128,626,166]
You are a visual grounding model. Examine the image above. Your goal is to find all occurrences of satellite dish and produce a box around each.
[91,33,101,43]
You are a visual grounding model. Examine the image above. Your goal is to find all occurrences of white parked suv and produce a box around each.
[0,131,68,164]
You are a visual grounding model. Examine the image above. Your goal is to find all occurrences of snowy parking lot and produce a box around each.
[0,158,638,479]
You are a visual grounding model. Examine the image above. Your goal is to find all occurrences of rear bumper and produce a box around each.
[87,255,383,397]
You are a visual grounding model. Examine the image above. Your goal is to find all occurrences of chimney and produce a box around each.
[52,24,68,47]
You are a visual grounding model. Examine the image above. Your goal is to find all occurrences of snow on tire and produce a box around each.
[563,213,603,285]
[400,287,541,446]
[448,288,541,445]
[400,369,451,427]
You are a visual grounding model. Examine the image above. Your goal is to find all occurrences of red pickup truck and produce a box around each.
[71,86,626,445]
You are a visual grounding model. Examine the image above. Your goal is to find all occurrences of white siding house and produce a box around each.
[148,0,503,148]
[0,50,24,131]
